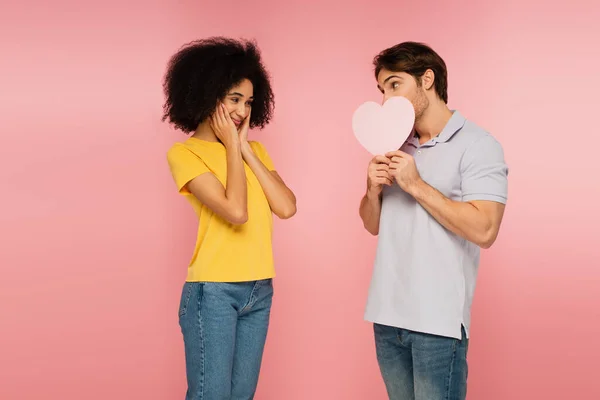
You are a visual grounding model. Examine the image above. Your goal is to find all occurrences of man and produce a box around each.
[359,42,508,400]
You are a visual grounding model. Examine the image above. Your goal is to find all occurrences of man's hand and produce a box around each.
[386,150,422,193]
[360,156,390,235]
[367,155,393,196]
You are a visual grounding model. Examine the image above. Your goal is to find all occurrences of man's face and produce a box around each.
[377,69,429,121]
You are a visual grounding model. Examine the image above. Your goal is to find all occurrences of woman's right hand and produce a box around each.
[209,103,239,148]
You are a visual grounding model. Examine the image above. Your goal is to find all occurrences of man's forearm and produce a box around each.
[359,190,382,235]
[407,179,496,248]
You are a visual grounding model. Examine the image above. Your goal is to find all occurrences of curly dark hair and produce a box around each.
[161,37,275,133]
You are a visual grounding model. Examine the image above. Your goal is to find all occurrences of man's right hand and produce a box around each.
[367,155,393,196]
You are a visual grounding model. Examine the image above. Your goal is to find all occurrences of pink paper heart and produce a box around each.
[352,96,415,156]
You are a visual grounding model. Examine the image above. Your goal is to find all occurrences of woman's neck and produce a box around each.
[191,120,220,142]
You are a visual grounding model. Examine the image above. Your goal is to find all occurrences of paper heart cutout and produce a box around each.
[352,96,415,155]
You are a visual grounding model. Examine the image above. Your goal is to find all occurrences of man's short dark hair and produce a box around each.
[374,41,448,103]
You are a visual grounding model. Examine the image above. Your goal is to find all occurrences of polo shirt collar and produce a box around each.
[436,110,466,143]
[406,110,466,146]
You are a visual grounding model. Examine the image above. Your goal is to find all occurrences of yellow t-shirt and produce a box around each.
[167,137,276,282]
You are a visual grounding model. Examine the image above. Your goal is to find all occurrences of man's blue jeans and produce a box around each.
[374,323,469,400]
[179,280,273,400]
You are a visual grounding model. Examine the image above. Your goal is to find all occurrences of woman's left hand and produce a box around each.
[238,109,251,144]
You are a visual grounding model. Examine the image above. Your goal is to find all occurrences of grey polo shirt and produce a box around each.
[364,110,508,339]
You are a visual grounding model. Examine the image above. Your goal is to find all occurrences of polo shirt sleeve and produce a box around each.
[250,141,276,171]
[167,144,210,194]
[460,134,508,204]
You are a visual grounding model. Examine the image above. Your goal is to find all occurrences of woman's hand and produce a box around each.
[238,109,251,144]
[209,103,240,148]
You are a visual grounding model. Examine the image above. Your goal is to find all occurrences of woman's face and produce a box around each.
[222,79,254,128]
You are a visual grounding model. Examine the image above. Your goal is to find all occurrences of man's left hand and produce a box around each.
[385,150,422,193]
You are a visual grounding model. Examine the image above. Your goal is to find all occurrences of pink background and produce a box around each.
[2,0,599,399]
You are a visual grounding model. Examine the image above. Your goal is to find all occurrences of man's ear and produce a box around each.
[421,69,435,91]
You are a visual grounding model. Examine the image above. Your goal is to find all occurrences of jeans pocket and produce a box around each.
[411,330,458,354]
[178,282,194,318]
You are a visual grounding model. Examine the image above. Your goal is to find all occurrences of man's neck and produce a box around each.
[414,101,453,144]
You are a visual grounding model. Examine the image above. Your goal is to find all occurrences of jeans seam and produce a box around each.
[197,284,205,399]
[394,327,410,348]
[444,338,458,400]
[239,281,260,315]
[179,283,193,318]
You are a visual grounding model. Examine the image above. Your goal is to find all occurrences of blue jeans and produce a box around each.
[178,280,273,400]
[374,323,469,400]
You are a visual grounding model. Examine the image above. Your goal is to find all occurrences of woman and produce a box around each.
[162,37,297,400]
